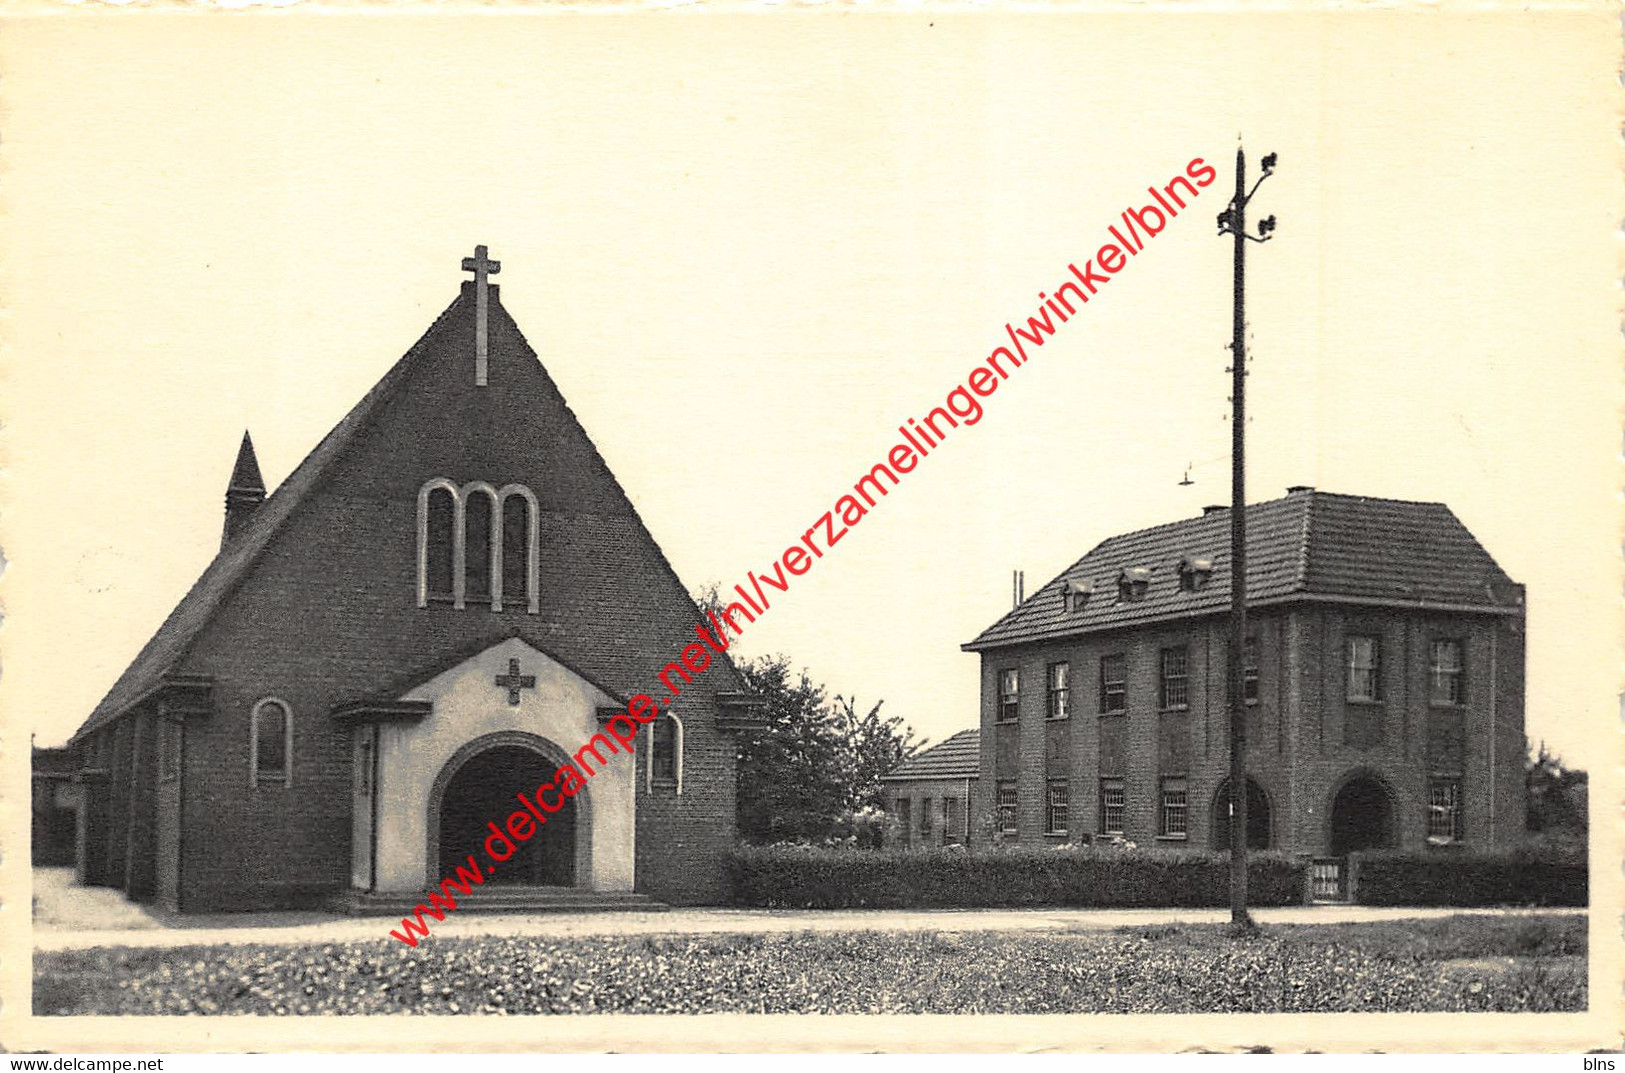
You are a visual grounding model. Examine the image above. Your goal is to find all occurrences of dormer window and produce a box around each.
[417,479,540,612]
[1060,578,1094,612]
[1178,557,1214,592]
[1117,567,1150,602]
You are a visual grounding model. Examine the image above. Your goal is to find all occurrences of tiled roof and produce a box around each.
[964,490,1520,652]
[72,295,467,743]
[75,283,746,746]
[886,728,980,780]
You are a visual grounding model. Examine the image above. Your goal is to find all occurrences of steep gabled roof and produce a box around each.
[885,728,980,781]
[964,489,1521,652]
[72,292,471,743]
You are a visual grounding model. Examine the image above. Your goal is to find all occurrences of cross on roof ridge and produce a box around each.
[461,244,501,388]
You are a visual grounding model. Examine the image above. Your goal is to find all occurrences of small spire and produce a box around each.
[228,431,265,495]
[222,431,266,548]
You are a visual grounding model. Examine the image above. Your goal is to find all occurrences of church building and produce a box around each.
[963,489,1527,864]
[64,248,760,912]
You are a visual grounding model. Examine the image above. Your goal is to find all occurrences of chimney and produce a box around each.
[222,430,266,549]
[1012,569,1026,608]
[1286,485,1314,494]
[1203,505,1229,515]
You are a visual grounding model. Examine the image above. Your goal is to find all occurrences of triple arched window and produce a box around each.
[417,479,540,612]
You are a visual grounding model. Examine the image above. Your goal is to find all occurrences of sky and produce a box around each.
[3,9,1617,767]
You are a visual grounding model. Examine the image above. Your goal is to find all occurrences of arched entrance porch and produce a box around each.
[358,638,634,894]
[426,732,589,888]
[1328,772,1396,856]
[1209,777,1273,850]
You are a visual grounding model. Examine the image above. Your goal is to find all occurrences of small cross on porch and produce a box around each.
[493,657,536,706]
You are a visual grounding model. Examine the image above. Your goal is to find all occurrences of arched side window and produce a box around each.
[417,479,461,607]
[417,477,539,613]
[497,484,540,613]
[250,698,293,789]
[463,483,499,608]
[649,713,683,794]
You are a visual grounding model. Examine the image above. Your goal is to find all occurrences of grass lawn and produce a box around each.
[35,913,1586,1016]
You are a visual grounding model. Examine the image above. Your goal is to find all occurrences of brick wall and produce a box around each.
[879,776,974,847]
[154,719,183,910]
[973,602,1523,857]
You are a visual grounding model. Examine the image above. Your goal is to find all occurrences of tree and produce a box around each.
[731,653,919,845]
[691,584,919,844]
[732,654,849,844]
[834,690,919,816]
[1526,739,1587,837]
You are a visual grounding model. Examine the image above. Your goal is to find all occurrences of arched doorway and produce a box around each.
[436,744,576,886]
[1210,777,1272,850]
[1329,774,1394,855]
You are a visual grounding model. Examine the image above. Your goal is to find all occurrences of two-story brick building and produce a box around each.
[962,489,1526,859]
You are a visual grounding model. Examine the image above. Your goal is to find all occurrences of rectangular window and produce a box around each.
[895,798,912,848]
[920,796,933,841]
[942,797,959,843]
[1428,778,1463,844]
[996,782,1017,835]
[1099,654,1127,714]
[1430,639,1464,706]
[998,669,1020,723]
[1159,777,1188,838]
[1046,662,1071,720]
[1159,646,1190,709]
[652,717,680,786]
[1347,635,1381,703]
[159,721,180,783]
[1045,780,1069,835]
[1099,778,1126,835]
[1243,636,1260,704]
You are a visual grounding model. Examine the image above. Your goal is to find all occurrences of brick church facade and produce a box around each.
[963,489,1526,857]
[63,250,759,912]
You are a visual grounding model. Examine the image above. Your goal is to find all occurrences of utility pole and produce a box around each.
[1216,146,1276,931]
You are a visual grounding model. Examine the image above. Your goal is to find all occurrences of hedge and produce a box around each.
[1352,846,1587,907]
[723,845,1308,909]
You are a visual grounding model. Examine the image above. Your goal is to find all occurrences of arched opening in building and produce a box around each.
[1209,777,1272,851]
[436,744,576,886]
[1329,773,1395,856]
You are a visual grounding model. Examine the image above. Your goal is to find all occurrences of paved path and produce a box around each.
[32,869,1581,952]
